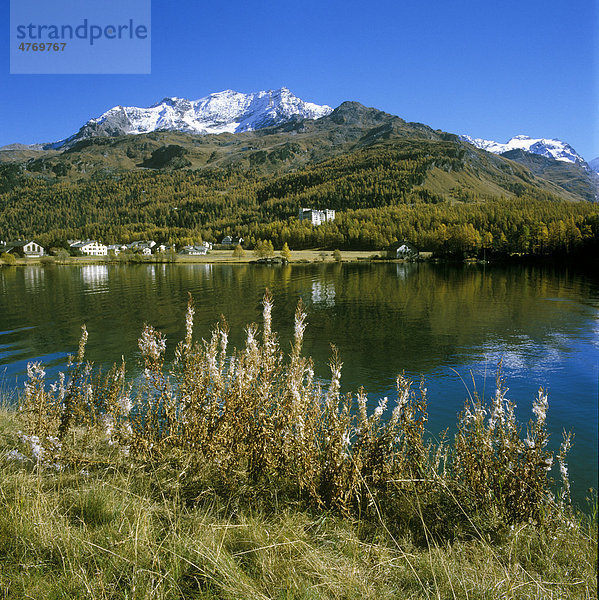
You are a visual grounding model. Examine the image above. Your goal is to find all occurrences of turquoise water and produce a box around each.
[0,261,597,505]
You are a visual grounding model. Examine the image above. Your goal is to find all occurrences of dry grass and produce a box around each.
[0,437,595,599]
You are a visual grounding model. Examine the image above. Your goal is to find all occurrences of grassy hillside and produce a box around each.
[501,149,598,202]
[0,102,590,198]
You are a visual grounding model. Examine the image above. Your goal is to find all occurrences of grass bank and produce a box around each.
[1,406,596,599]
[1,292,596,598]
[4,249,388,266]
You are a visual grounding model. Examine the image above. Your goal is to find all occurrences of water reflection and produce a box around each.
[396,262,416,280]
[476,338,563,376]
[311,280,336,307]
[0,263,596,382]
[23,266,45,293]
[80,265,109,290]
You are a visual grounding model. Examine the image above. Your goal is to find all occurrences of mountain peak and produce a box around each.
[461,134,585,165]
[54,88,333,148]
[325,101,398,126]
[152,96,186,106]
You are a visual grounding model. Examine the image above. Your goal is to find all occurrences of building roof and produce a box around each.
[4,240,42,248]
[70,240,105,248]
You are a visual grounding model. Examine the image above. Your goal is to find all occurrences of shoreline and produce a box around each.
[1,249,596,269]
[2,249,425,266]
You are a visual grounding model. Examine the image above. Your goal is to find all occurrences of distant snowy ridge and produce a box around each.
[51,88,333,148]
[589,157,599,175]
[460,134,585,165]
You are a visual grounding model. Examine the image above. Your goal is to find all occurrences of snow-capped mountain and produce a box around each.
[52,88,332,148]
[589,157,599,175]
[460,134,585,165]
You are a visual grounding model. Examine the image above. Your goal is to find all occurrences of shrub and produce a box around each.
[454,377,556,522]
[0,252,16,265]
[14,292,572,527]
[54,248,70,263]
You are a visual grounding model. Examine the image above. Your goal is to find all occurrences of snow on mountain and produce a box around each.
[589,157,599,175]
[460,134,585,165]
[57,88,332,147]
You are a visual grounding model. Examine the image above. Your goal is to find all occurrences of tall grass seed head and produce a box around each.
[532,388,549,424]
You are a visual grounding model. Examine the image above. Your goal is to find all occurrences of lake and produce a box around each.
[0,261,597,505]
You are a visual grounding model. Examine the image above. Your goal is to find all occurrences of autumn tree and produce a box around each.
[280,242,292,261]
[254,239,275,258]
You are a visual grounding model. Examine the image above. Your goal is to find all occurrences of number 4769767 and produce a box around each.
[18,43,67,51]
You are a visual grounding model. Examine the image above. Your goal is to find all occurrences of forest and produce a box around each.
[0,141,598,259]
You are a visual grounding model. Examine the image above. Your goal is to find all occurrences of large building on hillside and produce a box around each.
[298,208,335,226]
[70,240,108,256]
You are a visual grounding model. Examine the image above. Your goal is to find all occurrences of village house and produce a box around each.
[2,240,45,257]
[221,236,243,246]
[70,240,108,256]
[396,242,419,260]
[155,243,176,253]
[124,241,157,255]
[106,244,127,255]
[179,245,208,256]
[298,208,336,226]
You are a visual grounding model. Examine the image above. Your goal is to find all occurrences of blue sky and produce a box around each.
[1,0,597,160]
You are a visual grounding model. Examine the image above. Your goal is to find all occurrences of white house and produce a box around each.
[70,240,108,256]
[180,245,208,256]
[396,242,419,260]
[3,240,45,257]
[299,208,336,226]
